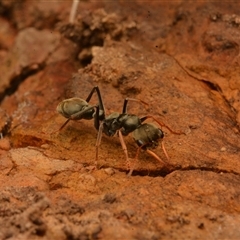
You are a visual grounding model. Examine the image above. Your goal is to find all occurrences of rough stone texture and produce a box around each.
[0,1,240,239]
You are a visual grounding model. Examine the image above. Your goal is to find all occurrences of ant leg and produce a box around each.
[146,149,173,172]
[57,118,71,132]
[140,115,184,135]
[122,98,149,114]
[118,130,131,171]
[85,86,99,102]
[146,149,168,165]
[95,122,104,167]
[161,141,170,160]
[128,145,143,176]
[94,105,100,130]
[85,86,105,121]
[129,142,170,176]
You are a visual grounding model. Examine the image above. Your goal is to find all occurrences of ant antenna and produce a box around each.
[140,115,184,135]
[122,98,149,114]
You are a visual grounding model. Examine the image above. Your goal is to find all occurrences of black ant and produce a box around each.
[56,86,182,175]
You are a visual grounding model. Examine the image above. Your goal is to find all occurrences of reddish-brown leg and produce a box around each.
[122,98,149,114]
[128,145,143,176]
[125,98,149,107]
[146,149,168,165]
[161,141,170,160]
[128,143,170,176]
[118,130,131,171]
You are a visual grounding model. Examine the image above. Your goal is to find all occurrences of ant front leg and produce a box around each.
[146,149,173,172]
[160,141,170,160]
[128,142,169,176]
[138,115,183,170]
[146,149,168,165]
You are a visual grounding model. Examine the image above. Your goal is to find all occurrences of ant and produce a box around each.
[56,86,182,175]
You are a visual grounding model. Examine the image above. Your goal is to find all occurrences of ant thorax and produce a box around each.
[102,112,121,137]
[118,114,141,136]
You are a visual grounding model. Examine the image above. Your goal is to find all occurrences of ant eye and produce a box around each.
[136,139,144,147]
[157,128,164,138]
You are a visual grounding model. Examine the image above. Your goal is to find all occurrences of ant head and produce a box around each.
[133,123,164,149]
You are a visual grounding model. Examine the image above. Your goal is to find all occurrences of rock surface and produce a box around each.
[0,1,240,239]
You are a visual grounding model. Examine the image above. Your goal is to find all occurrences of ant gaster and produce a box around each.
[56,86,105,132]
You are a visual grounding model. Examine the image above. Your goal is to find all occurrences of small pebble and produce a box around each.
[185,128,191,135]
[79,174,96,185]
[0,138,11,150]
[104,167,115,175]
[41,144,50,149]
[102,193,116,203]
[220,147,226,152]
